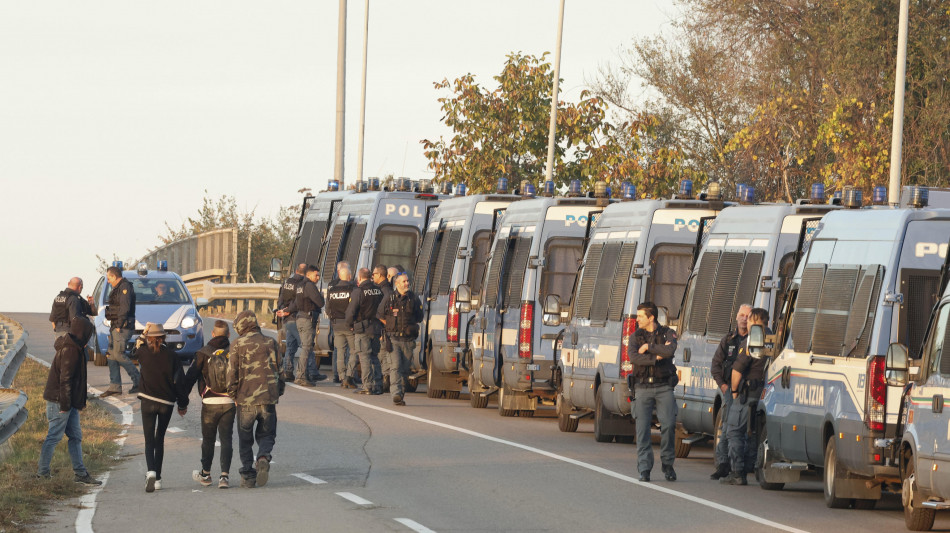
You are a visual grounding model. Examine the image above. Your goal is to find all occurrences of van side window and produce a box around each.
[467,230,491,296]
[899,269,943,358]
[503,237,533,308]
[924,304,950,375]
[373,224,419,279]
[433,229,463,295]
[646,244,696,320]
[412,228,440,293]
[540,238,583,307]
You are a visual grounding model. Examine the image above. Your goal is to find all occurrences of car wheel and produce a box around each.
[556,390,579,433]
[824,437,852,509]
[903,453,936,530]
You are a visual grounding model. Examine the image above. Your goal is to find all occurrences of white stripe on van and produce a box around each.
[501,328,517,346]
[429,314,446,331]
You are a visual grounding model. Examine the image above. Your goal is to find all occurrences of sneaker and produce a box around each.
[255,456,270,487]
[74,473,102,486]
[128,385,140,394]
[154,478,162,491]
[719,472,747,485]
[241,476,256,489]
[218,474,230,489]
[100,390,121,398]
[342,377,356,389]
[311,373,328,382]
[294,379,315,388]
[710,463,730,480]
[638,471,650,482]
[662,464,677,482]
[145,471,157,493]
[193,469,213,486]
[354,388,371,395]
[393,394,405,406]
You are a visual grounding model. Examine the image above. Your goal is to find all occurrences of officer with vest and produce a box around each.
[345,268,384,395]
[327,266,357,388]
[373,265,393,392]
[629,301,678,482]
[378,272,423,406]
[101,266,141,398]
[49,277,95,338]
[276,263,306,381]
[709,304,752,480]
[289,265,326,387]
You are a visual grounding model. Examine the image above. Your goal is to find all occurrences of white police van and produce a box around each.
[285,181,353,272]
[460,181,608,416]
[556,180,725,445]
[674,185,839,455]
[312,178,445,364]
[757,187,950,509]
[413,180,521,398]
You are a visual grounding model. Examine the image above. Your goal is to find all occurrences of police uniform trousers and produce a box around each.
[633,382,677,475]
[379,340,393,386]
[294,316,320,381]
[714,387,733,468]
[282,317,301,376]
[726,397,758,474]
[355,331,381,392]
[389,338,415,398]
[107,328,140,392]
[332,321,357,380]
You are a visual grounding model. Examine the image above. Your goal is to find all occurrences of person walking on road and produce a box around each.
[135,322,189,493]
[346,268,384,395]
[378,272,423,406]
[182,320,235,489]
[227,311,281,489]
[101,266,141,398]
[709,304,752,480]
[49,277,95,338]
[36,316,102,486]
[275,263,306,382]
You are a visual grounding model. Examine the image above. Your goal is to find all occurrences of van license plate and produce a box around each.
[453,347,465,353]
[526,364,540,371]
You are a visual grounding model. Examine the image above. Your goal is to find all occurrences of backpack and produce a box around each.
[204,349,230,394]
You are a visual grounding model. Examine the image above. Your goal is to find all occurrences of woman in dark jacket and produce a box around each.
[135,322,189,493]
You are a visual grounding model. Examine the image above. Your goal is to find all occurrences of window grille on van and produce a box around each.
[773,251,798,327]
[540,238,584,307]
[686,251,721,334]
[901,270,943,358]
[320,222,347,275]
[729,253,764,331]
[374,225,419,283]
[484,237,511,307]
[590,243,623,323]
[790,265,826,352]
[647,244,696,320]
[342,223,366,271]
[435,229,463,295]
[705,252,745,339]
[574,242,604,320]
[504,237,533,308]
[812,267,860,356]
[843,265,884,357]
[468,231,492,296]
[608,243,638,322]
[413,228,440,295]
[293,220,328,267]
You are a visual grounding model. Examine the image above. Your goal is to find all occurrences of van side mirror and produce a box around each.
[748,324,765,348]
[269,258,283,281]
[656,306,669,327]
[543,294,561,326]
[456,284,472,313]
[886,342,909,387]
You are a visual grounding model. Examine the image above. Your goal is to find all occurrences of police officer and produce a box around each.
[378,272,423,406]
[289,265,326,387]
[276,263,307,381]
[49,277,95,338]
[709,304,752,480]
[722,307,771,485]
[101,266,141,398]
[345,268,383,395]
[629,301,678,482]
[327,266,357,388]
[372,265,393,392]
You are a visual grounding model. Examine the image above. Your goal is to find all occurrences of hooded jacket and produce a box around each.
[227,311,280,407]
[43,318,93,412]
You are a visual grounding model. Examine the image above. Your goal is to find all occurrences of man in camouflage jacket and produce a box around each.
[227,310,280,488]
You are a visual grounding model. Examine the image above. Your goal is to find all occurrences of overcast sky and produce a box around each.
[0,0,676,312]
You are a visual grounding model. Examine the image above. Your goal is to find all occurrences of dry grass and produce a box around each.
[0,358,123,532]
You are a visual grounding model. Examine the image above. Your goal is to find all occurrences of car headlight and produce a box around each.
[181,316,197,329]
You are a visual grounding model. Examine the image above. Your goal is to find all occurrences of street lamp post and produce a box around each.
[543,0,566,185]
[887,0,910,205]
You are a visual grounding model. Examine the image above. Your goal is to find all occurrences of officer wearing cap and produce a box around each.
[629,301,678,482]
[276,263,307,381]
[49,277,95,338]
[327,266,357,388]
[288,265,326,387]
[101,266,141,398]
[345,268,383,395]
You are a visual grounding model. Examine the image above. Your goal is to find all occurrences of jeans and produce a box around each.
[37,402,87,477]
[333,326,356,380]
[107,328,140,391]
[633,383,677,474]
[200,403,235,474]
[390,339,415,398]
[714,388,733,467]
[236,404,277,479]
[282,319,300,375]
[355,332,381,392]
[141,398,173,478]
[726,397,758,474]
[295,316,320,380]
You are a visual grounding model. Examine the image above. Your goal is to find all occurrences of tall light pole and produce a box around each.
[356,0,370,184]
[543,0,566,185]
[334,0,348,188]
[887,0,910,205]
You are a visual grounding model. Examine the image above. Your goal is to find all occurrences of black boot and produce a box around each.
[719,472,747,485]
[710,463,730,480]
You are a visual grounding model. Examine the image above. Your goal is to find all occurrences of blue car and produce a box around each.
[89,263,206,365]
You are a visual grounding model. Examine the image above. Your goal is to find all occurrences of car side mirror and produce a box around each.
[656,306,669,327]
[886,342,909,387]
[195,297,210,308]
[543,294,561,326]
[269,257,283,281]
[455,284,472,313]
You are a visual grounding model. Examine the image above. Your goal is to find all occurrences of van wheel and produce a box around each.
[616,436,635,444]
[853,499,877,510]
[445,390,460,400]
[406,377,418,393]
[756,425,784,490]
[93,337,108,367]
[903,456,936,530]
[519,410,534,417]
[498,379,517,417]
[469,374,488,409]
[712,408,724,455]
[593,390,613,443]
[426,365,444,399]
[824,438,851,509]
[557,391,579,433]
[674,436,691,458]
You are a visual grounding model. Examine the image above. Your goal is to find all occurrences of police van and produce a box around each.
[413,180,521,398]
[884,241,950,531]
[90,261,207,365]
[459,181,610,416]
[285,181,353,272]
[312,178,445,361]
[757,187,950,509]
[674,187,839,455]
[556,181,726,444]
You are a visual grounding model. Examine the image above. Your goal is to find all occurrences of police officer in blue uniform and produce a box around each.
[49,277,95,338]
[289,265,326,386]
[710,304,752,480]
[345,268,384,395]
[101,266,141,398]
[373,265,393,392]
[276,263,306,381]
[378,272,423,406]
[629,301,678,482]
[327,266,357,388]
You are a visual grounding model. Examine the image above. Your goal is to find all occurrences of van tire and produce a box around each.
[712,408,724,455]
[406,377,418,393]
[903,455,936,530]
[824,438,851,509]
[674,436,691,458]
[756,425,785,490]
[426,365,445,399]
[616,436,635,444]
[853,499,877,510]
[446,390,460,400]
[593,390,613,443]
[469,375,488,409]
[498,379,517,417]
[557,391,579,433]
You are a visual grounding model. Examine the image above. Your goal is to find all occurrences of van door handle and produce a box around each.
[810,355,835,365]
[934,395,944,414]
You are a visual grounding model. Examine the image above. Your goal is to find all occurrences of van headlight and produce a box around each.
[181,316,197,329]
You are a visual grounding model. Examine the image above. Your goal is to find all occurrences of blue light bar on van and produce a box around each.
[157,260,168,271]
[542,180,555,197]
[622,182,636,200]
[605,186,612,198]
[736,183,747,200]
[523,183,536,198]
[568,179,582,197]
[842,186,862,208]
[739,184,755,204]
[810,183,825,203]
[112,261,123,269]
[909,186,929,208]
[327,180,340,191]
[455,183,467,197]
[368,177,380,191]
[872,186,887,205]
[832,190,842,201]
[496,177,509,194]
[679,179,693,198]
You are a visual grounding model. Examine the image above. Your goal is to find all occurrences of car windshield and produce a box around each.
[104,278,190,304]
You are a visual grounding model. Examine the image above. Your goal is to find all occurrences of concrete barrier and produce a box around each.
[0,314,29,447]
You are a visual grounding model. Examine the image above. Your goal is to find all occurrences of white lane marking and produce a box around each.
[29,354,136,533]
[289,383,807,533]
[167,426,185,433]
[394,518,437,533]
[336,492,374,506]
[292,473,327,484]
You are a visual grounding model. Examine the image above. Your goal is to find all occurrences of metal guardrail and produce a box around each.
[186,281,280,317]
[140,227,239,281]
[0,314,29,447]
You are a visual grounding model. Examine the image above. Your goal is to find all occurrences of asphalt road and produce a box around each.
[8,311,950,533]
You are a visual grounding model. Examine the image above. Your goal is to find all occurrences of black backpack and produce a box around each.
[204,349,230,394]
